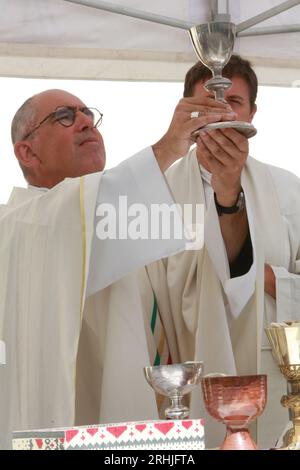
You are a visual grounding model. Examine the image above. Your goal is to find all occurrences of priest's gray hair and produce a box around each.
[11,97,37,144]
[11,97,37,179]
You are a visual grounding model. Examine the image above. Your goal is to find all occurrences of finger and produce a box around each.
[197,138,227,171]
[199,131,234,166]
[221,113,237,122]
[188,111,237,134]
[196,143,212,172]
[220,128,248,152]
[199,145,224,174]
[180,96,232,110]
[178,103,232,115]
[202,129,245,161]
[185,113,224,135]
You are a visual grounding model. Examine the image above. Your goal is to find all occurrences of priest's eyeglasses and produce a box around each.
[23,106,103,140]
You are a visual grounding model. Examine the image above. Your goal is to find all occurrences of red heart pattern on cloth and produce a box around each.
[35,439,43,449]
[65,430,79,443]
[135,424,147,432]
[106,426,127,438]
[86,427,98,437]
[154,422,174,435]
[182,421,193,430]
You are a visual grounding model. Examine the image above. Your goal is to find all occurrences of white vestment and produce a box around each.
[0,148,186,449]
[139,148,300,449]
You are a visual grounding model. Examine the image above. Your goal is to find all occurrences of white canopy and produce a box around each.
[1,0,300,86]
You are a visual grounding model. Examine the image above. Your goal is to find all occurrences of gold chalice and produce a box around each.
[266,323,300,450]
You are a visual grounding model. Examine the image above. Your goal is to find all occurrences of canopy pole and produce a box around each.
[211,0,231,22]
[237,0,300,33]
[238,24,300,36]
[62,0,192,30]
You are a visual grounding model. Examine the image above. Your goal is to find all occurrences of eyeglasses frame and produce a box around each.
[22,106,103,140]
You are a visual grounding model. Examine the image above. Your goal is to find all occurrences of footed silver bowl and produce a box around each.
[144,361,203,419]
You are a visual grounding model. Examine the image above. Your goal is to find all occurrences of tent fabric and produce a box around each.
[1,1,300,84]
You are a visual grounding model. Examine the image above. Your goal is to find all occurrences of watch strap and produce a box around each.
[214,190,244,216]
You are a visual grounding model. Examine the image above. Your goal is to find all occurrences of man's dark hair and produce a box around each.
[183,54,258,110]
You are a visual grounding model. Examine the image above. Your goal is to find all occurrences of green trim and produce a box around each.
[150,296,158,334]
[151,296,161,365]
[153,351,160,366]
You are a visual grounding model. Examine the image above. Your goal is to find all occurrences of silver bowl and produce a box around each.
[144,361,203,419]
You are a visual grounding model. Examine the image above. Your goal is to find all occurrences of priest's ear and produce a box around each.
[14,140,41,173]
[249,103,257,122]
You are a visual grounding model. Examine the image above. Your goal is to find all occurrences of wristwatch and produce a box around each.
[214,189,245,216]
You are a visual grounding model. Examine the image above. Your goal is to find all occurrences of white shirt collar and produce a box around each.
[28,184,49,193]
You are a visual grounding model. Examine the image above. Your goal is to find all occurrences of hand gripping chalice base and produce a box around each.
[266,323,300,450]
[144,362,203,419]
[189,21,257,139]
[201,374,267,450]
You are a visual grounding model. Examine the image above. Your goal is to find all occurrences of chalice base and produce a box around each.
[221,427,258,450]
[191,121,257,139]
[276,426,300,450]
[165,405,189,420]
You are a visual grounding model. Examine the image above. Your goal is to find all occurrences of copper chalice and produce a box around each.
[202,375,267,450]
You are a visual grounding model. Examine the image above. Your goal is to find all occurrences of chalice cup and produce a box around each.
[202,374,267,450]
[189,21,257,139]
[144,361,203,420]
[266,323,300,450]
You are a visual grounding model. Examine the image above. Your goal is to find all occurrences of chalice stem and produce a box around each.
[282,416,300,449]
[215,89,225,102]
[280,384,300,449]
[165,395,189,420]
[290,415,300,446]
[221,426,258,450]
[212,66,225,102]
[171,395,183,409]
[294,418,300,439]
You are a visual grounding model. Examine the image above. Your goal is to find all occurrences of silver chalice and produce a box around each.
[144,361,203,420]
[189,21,256,139]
